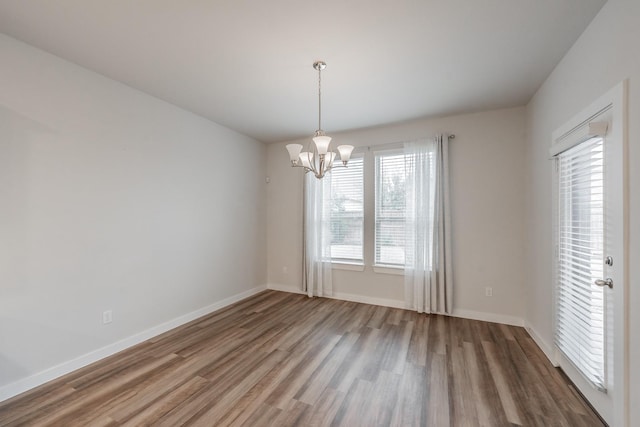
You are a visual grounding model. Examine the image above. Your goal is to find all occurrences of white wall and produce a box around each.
[524,0,639,422]
[0,34,266,397]
[267,107,526,324]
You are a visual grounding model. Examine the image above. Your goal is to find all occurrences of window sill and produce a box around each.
[373,265,404,276]
[332,262,365,272]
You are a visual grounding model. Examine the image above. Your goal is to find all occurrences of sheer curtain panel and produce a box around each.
[404,135,453,314]
[303,172,333,297]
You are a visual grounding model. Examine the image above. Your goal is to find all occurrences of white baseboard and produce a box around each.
[451,308,524,327]
[524,322,557,366]
[267,284,525,325]
[329,292,405,309]
[0,285,267,403]
[266,283,305,295]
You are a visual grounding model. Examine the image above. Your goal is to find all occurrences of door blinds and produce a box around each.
[555,136,606,391]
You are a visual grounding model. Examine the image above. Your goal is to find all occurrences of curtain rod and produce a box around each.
[356,134,455,152]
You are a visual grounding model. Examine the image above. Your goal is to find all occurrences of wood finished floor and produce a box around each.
[0,290,604,427]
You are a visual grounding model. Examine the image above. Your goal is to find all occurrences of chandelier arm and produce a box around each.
[291,162,312,174]
[307,140,318,176]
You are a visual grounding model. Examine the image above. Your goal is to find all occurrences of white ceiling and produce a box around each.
[0,0,605,143]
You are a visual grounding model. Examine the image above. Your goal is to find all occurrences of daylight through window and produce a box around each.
[375,152,409,266]
[327,157,364,263]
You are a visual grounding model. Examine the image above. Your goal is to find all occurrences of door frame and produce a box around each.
[550,80,628,426]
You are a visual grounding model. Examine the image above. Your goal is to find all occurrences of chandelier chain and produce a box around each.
[317,65,322,132]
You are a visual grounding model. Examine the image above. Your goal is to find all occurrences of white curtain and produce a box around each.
[302,172,333,297]
[404,135,453,314]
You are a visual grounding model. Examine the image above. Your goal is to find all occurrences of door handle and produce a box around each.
[594,278,613,289]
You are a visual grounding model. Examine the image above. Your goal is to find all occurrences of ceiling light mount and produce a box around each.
[285,61,354,179]
[313,61,326,71]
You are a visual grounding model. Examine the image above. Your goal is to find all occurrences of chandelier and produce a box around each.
[285,61,354,179]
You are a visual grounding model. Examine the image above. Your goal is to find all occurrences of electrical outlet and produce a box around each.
[102,310,113,324]
[485,287,493,297]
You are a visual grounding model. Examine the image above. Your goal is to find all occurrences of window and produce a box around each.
[374,151,407,267]
[375,149,436,268]
[327,157,364,263]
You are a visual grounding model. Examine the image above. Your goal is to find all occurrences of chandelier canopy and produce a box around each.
[285,61,354,179]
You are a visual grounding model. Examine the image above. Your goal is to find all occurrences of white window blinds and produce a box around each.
[375,152,408,266]
[555,136,606,390]
[328,157,364,262]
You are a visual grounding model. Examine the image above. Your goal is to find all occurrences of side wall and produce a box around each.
[0,35,267,398]
[267,107,527,325]
[524,0,639,422]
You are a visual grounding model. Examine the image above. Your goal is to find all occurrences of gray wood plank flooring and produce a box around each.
[0,290,604,426]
